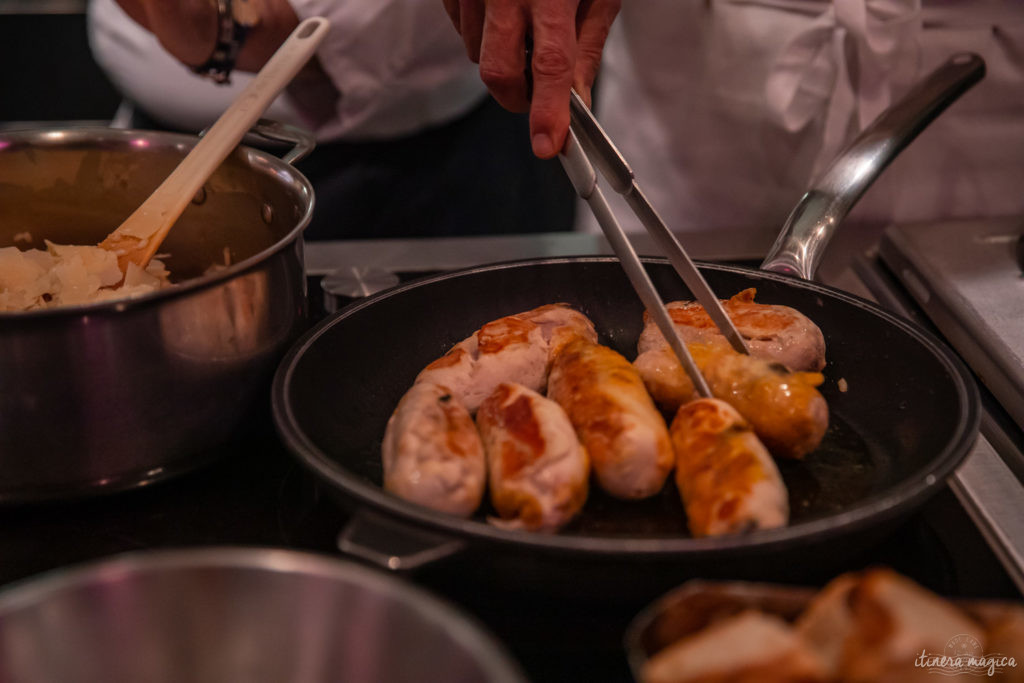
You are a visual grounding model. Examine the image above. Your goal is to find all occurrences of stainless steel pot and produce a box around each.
[0,127,314,502]
[0,547,528,683]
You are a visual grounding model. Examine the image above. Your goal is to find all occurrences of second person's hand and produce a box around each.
[442,0,620,159]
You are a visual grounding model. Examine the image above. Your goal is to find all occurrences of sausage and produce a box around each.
[513,303,598,360]
[547,338,674,499]
[635,341,828,460]
[415,315,548,414]
[643,611,827,683]
[415,303,597,413]
[670,398,788,537]
[476,382,589,532]
[381,382,486,517]
[637,288,826,372]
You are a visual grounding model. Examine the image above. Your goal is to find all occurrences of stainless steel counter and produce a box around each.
[303,228,776,277]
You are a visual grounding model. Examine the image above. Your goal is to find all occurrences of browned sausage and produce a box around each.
[637,288,826,372]
[548,338,674,499]
[670,398,788,537]
[415,303,597,413]
[635,341,828,460]
[381,382,486,517]
[476,382,589,532]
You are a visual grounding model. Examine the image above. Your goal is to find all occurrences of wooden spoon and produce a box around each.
[100,16,330,273]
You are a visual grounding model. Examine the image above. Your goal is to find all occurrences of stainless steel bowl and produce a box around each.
[0,127,313,502]
[0,547,528,683]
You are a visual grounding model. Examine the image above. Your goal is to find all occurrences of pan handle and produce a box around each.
[761,52,985,280]
[336,509,467,572]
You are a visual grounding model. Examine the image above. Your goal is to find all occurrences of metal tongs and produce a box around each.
[558,91,749,398]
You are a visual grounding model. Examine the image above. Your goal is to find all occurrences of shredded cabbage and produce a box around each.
[0,241,171,312]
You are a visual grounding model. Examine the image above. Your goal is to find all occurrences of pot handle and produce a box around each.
[760,52,985,280]
[197,118,317,164]
[247,118,317,164]
[336,509,467,572]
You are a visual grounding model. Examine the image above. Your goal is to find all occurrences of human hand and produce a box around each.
[114,0,220,67]
[442,0,620,159]
[114,0,299,73]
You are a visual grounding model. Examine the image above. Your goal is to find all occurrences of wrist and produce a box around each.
[190,0,261,84]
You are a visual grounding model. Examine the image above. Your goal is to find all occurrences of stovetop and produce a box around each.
[854,217,1024,593]
[2,257,1022,683]
[877,216,1024,435]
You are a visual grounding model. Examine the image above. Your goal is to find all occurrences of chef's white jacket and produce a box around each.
[579,0,1024,237]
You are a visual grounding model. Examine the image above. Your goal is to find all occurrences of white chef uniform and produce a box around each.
[579,0,1024,239]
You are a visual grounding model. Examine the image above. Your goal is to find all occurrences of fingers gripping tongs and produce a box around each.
[558,91,749,398]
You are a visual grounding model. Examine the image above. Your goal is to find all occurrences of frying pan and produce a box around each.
[272,55,983,599]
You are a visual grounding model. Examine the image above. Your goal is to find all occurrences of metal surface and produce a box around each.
[0,127,313,502]
[951,440,1024,595]
[852,217,1024,594]
[0,547,528,683]
[338,510,467,571]
[321,266,401,301]
[244,118,318,165]
[567,91,748,355]
[302,230,775,277]
[273,258,978,592]
[878,217,1024,432]
[762,53,985,279]
[560,131,711,397]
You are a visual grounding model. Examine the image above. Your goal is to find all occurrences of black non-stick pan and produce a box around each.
[271,54,984,599]
[272,258,977,593]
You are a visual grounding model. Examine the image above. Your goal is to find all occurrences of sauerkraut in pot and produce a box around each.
[0,241,171,312]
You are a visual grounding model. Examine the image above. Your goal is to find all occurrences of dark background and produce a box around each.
[0,4,122,125]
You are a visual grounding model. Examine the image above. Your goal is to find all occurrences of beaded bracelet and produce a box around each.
[191,0,258,84]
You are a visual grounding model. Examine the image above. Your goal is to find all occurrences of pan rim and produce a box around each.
[272,256,980,558]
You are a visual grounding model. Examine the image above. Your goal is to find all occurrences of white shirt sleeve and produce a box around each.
[88,0,305,132]
[287,0,487,140]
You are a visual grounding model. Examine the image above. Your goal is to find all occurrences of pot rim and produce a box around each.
[0,127,314,320]
[0,546,530,683]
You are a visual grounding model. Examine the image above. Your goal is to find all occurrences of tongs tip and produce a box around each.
[564,94,751,358]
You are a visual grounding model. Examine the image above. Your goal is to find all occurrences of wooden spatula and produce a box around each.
[100,16,330,273]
